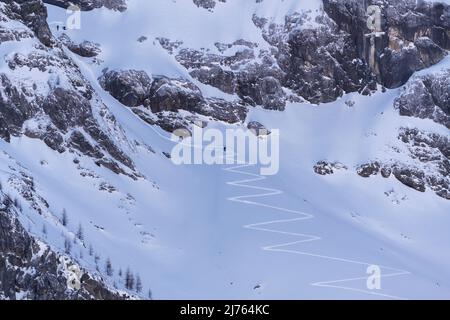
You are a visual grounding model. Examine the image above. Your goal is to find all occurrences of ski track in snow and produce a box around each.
[223,162,411,300]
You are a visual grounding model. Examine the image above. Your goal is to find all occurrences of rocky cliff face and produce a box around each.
[0,0,136,178]
[99,69,247,132]
[42,0,127,11]
[395,69,450,129]
[0,191,129,299]
[0,0,137,299]
[323,0,449,88]
[159,11,377,107]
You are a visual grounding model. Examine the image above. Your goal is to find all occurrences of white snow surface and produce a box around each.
[1,0,448,299]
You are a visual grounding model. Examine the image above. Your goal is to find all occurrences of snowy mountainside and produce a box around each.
[0,0,449,299]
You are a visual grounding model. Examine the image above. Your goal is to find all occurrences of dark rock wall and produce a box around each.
[0,193,127,300]
[323,0,449,88]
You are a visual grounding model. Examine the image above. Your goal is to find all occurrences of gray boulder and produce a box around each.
[147,76,205,113]
[99,70,153,108]
[247,121,271,136]
[100,70,248,126]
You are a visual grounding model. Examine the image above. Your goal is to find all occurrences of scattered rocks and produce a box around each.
[393,167,426,193]
[314,161,348,175]
[192,0,225,10]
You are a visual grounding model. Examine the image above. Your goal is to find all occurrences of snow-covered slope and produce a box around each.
[1,0,449,299]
